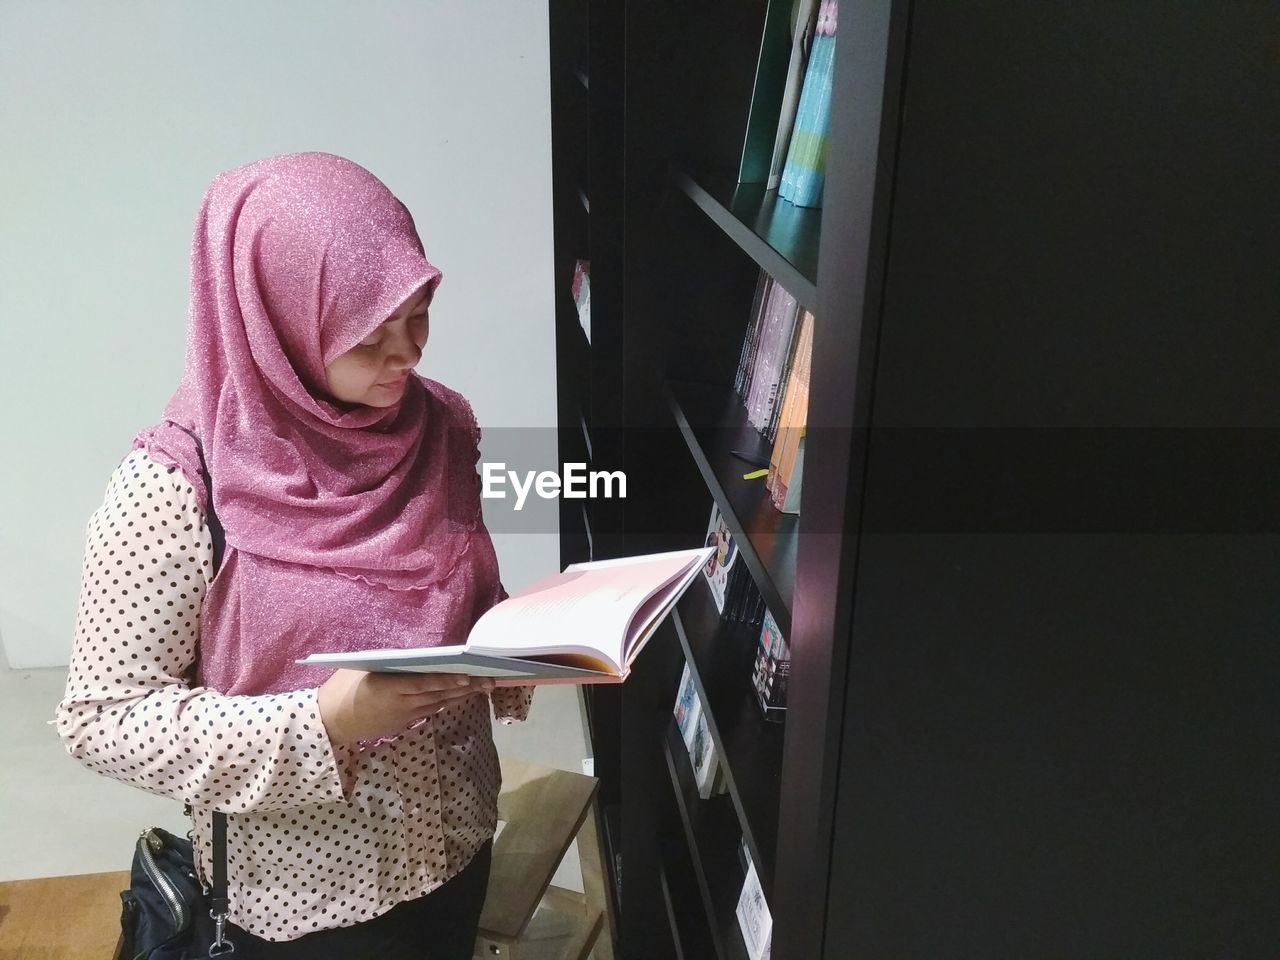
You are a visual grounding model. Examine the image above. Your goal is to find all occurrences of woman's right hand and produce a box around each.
[317,668,493,746]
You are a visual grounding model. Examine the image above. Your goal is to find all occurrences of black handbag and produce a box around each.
[119,818,231,959]
[119,435,234,958]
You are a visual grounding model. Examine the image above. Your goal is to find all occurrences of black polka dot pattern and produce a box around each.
[54,449,534,942]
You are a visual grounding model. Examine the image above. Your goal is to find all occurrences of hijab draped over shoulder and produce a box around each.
[132,152,503,697]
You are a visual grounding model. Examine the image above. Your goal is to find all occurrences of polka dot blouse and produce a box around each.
[54,449,534,942]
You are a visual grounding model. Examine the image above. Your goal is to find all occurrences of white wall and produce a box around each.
[0,1,558,668]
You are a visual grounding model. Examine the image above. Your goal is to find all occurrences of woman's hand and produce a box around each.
[317,669,493,746]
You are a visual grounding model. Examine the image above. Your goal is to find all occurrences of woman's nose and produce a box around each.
[385,332,421,368]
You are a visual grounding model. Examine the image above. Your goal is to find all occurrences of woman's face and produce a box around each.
[324,286,431,407]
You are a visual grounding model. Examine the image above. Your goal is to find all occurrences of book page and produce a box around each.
[467,549,709,671]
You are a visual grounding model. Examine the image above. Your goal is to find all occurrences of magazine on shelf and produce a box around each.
[703,503,766,625]
[689,699,721,799]
[702,505,740,613]
[736,856,774,960]
[674,661,701,752]
[299,546,714,685]
[753,609,791,722]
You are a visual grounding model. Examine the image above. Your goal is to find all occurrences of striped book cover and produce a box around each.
[779,0,838,208]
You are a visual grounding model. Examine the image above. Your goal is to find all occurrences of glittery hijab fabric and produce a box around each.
[131,153,504,697]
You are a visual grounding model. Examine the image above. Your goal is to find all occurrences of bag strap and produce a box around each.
[209,812,231,955]
[169,427,232,955]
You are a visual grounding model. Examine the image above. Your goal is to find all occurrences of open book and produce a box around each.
[297,546,715,685]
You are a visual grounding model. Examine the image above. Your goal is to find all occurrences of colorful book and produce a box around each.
[768,309,814,509]
[779,0,838,208]
[768,0,821,191]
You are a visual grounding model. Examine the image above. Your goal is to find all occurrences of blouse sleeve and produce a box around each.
[486,581,535,724]
[53,450,351,814]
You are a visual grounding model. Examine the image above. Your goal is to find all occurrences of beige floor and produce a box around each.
[0,667,592,893]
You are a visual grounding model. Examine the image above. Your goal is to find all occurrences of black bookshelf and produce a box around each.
[550,2,1279,958]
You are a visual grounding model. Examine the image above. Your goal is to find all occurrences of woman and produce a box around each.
[55,152,533,958]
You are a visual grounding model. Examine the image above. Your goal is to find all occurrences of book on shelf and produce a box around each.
[673,661,727,799]
[763,302,808,444]
[674,661,700,753]
[767,308,814,511]
[747,280,802,435]
[779,435,804,515]
[734,272,813,514]
[735,271,770,398]
[752,608,790,722]
[299,546,714,685]
[767,0,820,191]
[572,259,591,342]
[688,695,725,799]
[703,502,766,625]
[779,0,838,208]
[736,854,774,960]
[736,272,802,439]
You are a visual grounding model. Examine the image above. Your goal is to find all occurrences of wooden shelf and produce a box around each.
[671,168,819,313]
[673,585,783,898]
[662,723,752,960]
[664,379,798,637]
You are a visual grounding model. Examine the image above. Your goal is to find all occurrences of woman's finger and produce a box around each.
[384,673,486,695]
[400,684,493,707]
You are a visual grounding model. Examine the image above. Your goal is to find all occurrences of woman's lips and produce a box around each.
[378,374,408,387]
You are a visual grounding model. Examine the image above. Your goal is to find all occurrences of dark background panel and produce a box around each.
[871,1,1280,429]
[831,534,1280,956]
[827,2,1280,956]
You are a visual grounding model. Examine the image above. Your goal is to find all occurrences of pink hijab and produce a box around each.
[132,152,503,697]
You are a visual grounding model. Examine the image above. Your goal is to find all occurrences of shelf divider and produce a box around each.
[671,167,820,313]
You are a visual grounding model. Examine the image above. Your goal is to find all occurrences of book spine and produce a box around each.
[766,299,806,442]
[756,287,800,433]
[768,311,811,498]
[772,310,814,509]
[742,276,774,412]
[779,435,805,514]
[736,271,769,399]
